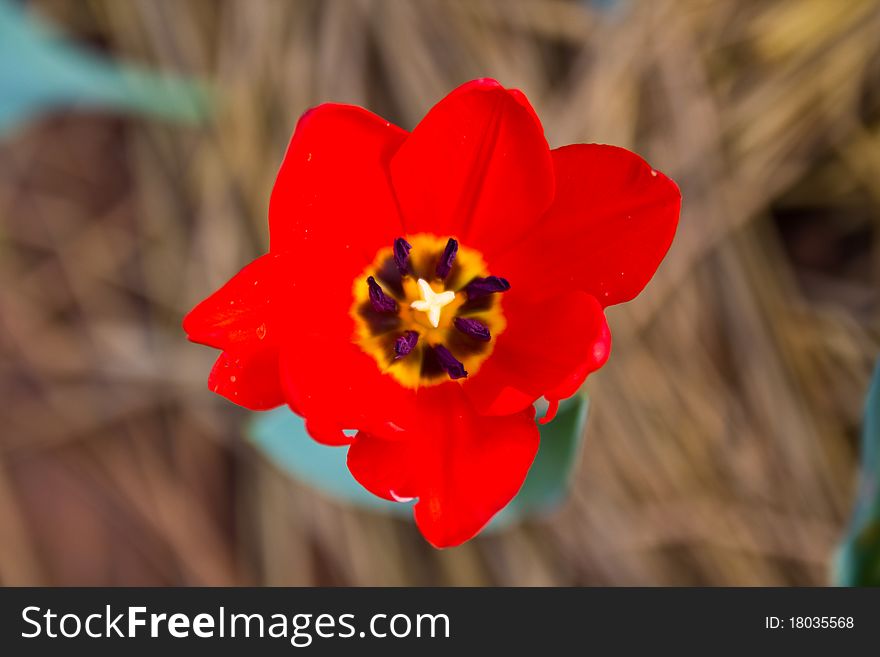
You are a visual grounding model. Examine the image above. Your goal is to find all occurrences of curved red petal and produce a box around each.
[184,254,287,411]
[347,387,539,548]
[183,253,281,351]
[538,399,560,426]
[305,416,353,447]
[464,290,610,415]
[542,318,611,404]
[506,87,544,132]
[264,103,422,440]
[207,347,284,411]
[493,144,681,307]
[269,103,408,265]
[391,79,554,258]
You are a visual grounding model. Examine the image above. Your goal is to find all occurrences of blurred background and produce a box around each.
[1,0,879,586]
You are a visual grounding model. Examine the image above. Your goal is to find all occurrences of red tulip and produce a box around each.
[184,79,680,547]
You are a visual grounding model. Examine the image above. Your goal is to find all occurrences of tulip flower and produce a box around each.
[184,79,680,547]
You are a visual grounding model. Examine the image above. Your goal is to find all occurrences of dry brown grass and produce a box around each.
[1,0,879,585]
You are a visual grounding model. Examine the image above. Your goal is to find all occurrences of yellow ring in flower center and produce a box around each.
[351,233,506,389]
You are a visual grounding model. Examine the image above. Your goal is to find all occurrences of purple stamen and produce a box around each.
[367,276,398,313]
[434,344,468,379]
[393,238,412,275]
[464,276,510,299]
[435,238,459,279]
[394,330,419,359]
[454,317,491,341]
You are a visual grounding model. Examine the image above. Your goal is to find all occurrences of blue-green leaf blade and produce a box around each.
[0,0,210,134]
[836,363,880,586]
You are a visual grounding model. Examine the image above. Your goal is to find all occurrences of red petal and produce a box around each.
[464,290,610,415]
[493,144,681,307]
[184,254,287,411]
[538,399,560,425]
[391,79,554,258]
[266,103,421,437]
[347,387,539,548]
[207,346,284,410]
[269,103,408,266]
[305,417,353,446]
[542,317,611,404]
[183,253,280,351]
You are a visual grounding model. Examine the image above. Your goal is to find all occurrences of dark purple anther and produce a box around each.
[435,238,459,279]
[434,345,468,379]
[367,276,398,313]
[454,317,491,342]
[393,238,412,275]
[394,330,419,359]
[464,276,510,300]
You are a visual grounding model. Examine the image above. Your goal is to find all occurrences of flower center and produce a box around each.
[410,278,456,328]
[350,234,510,388]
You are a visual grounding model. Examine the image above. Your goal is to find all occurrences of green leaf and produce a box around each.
[248,396,589,530]
[0,0,210,135]
[835,363,880,586]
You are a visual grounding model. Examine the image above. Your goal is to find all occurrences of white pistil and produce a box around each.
[410,278,455,328]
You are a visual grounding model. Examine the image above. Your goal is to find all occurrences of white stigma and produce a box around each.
[410,278,455,328]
